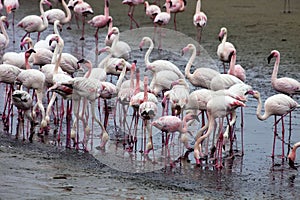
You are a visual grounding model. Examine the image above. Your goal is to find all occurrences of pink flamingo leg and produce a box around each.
[272,116,277,158]
[281,117,285,160]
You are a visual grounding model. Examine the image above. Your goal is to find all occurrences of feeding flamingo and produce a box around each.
[217,27,236,73]
[194,95,246,168]
[288,141,300,170]
[17,0,50,42]
[122,0,144,29]
[182,43,220,89]
[249,90,299,160]
[193,0,207,43]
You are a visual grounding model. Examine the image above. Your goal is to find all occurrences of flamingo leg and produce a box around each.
[66,100,72,148]
[281,117,285,161]
[80,15,86,40]
[272,116,277,158]
[286,112,292,159]
[173,13,177,31]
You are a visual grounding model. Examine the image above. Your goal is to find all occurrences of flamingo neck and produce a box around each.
[143,77,149,102]
[196,0,201,13]
[144,38,154,67]
[53,40,64,74]
[104,0,109,17]
[184,45,196,79]
[111,32,119,50]
[116,66,127,93]
[54,21,61,36]
[84,62,92,78]
[221,32,227,46]
[61,0,72,24]
[100,49,112,69]
[271,54,280,85]
[129,65,136,95]
[0,19,9,47]
[40,0,49,30]
[255,95,269,121]
[25,54,31,70]
[228,53,236,75]
[194,112,215,150]
[134,69,140,95]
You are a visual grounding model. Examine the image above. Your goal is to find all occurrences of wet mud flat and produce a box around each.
[1,132,299,199]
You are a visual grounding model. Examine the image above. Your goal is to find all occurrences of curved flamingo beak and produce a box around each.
[218,31,224,41]
[288,158,298,170]
[267,53,275,64]
[181,47,188,56]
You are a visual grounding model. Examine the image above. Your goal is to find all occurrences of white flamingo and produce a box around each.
[107,27,131,60]
[193,0,207,43]
[44,0,72,24]
[0,16,9,51]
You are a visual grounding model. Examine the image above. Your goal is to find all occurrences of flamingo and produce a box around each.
[267,50,300,96]
[151,113,197,148]
[138,76,158,154]
[88,0,112,48]
[139,36,184,79]
[0,16,9,51]
[144,1,161,21]
[4,0,19,43]
[154,0,171,49]
[2,51,26,69]
[73,0,94,40]
[217,27,236,73]
[193,0,207,43]
[107,27,131,61]
[44,0,71,25]
[122,0,144,29]
[182,43,220,89]
[283,0,291,13]
[17,0,50,42]
[194,95,246,168]
[162,78,189,116]
[11,88,35,141]
[227,49,246,82]
[210,73,243,91]
[168,0,186,31]
[104,19,114,47]
[249,90,299,160]
[288,142,300,170]
[15,49,47,142]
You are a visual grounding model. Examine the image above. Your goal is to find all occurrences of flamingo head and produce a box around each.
[218,27,227,41]
[98,46,111,55]
[181,44,193,55]
[0,16,9,29]
[49,34,61,46]
[43,0,53,8]
[247,90,260,100]
[267,50,280,64]
[25,49,36,59]
[288,150,297,170]
[108,27,119,39]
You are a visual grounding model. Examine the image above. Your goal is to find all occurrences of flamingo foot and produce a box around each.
[80,37,84,40]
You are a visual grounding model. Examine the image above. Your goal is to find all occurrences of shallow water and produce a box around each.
[1,0,300,199]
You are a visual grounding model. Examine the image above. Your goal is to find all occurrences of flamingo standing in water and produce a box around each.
[217,27,236,73]
[194,95,246,168]
[182,43,220,89]
[0,16,9,51]
[73,0,94,40]
[88,0,112,49]
[288,141,300,170]
[168,0,186,31]
[267,49,300,156]
[15,49,47,142]
[249,90,299,160]
[122,0,144,29]
[193,0,207,43]
[17,0,50,42]
[4,0,19,43]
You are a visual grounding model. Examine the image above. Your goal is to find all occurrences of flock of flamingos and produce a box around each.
[0,0,299,170]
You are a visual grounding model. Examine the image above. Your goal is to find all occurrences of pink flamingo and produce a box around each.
[144,1,161,20]
[182,43,220,89]
[88,0,113,48]
[73,0,94,40]
[154,0,171,49]
[139,76,158,154]
[151,113,197,149]
[283,0,291,13]
[4,0,19,43]
[107,27,132,61]
[267,50,300,96]
[227,49,246,82]
[194,95,246,168]
[217,27,236,73]
[122,0,144,29]
[140,36,184,78]
[249,90,299,160]
[44,0,71,25]
[15,49,47,142]
[168,0,186,31]
[193,0,207,43]
[0,16,9,51]
[288,141,300,170]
